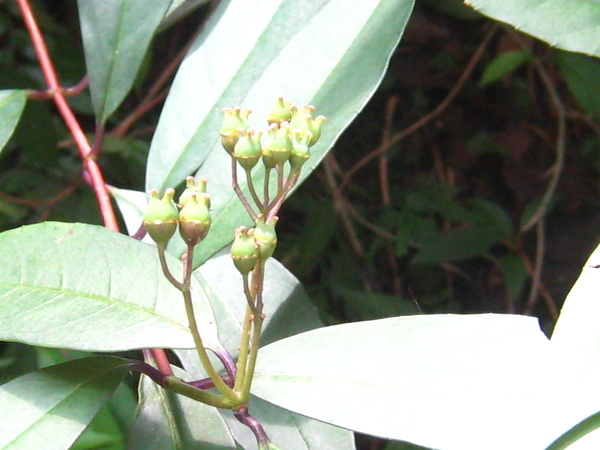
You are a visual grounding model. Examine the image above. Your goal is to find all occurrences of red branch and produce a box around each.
[17,0,119,232]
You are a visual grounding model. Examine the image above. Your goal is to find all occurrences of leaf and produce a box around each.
[0,356,130,449]
[146,0,415,266]
[77,0,173,122]
[411,224,502,264]
[129,365,236,449]
[0,90,27,155]
[479,49,530,86]
[0,222,219,352]
[252,314,600,449]
[552,242,600,362]
[555,50,600,118]
[220,396,356,450]
[467,0,600,58]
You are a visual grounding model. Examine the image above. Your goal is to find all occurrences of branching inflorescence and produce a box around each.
[142,98,325,449]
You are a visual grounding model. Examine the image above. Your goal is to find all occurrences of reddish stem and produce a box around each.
[17,0,119,232]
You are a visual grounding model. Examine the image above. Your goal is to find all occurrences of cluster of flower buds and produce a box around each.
[143,176,211,247]
[230,215,278,275]
[220,98,326,173]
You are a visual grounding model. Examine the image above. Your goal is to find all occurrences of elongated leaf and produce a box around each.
[129,365,235,449]
[0,222,218,351]
[78,0,172,122]
[146,0,415,266]
[0,90,27,154]
[468,0,600,58]
[252,314,600,449]
[0,357,130,449]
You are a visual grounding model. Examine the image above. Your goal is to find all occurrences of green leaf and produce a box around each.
[146,0,415,266]
[411,224,502,264]
[77,0,173,122]
[0,356,130,449]
[252,314,600,449]
[467,0,600,58]
[0,90,27,154]
[129,365,235,449]
[220,396,356,450]
[555,50,600,118]
[546,409,600,450]
[0,222,218,352]
[479,49,530,86]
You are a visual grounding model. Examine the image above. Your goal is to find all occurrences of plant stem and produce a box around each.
[263,167,272,207]
[157,245,185,290]
[245,168,263,210]
[232,157,258,220]
[17,0,119,231]
[234,404,272,449]
[267,170,300,221]
[233,274,256,392]
[181,244,238,402]
[166,376,233,408]
[240,261,265,401]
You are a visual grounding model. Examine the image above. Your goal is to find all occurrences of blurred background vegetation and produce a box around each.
[1,0,599,446]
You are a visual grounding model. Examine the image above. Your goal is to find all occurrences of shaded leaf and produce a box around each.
[555,50,600,118]
[412,224,502,264]
[479,49,530,86]
[0,222,218,352]
[0,357,130,449]
[78,0,173,122]
[252,314,600,449]
[146,0,415,266]
[220,396,355,450]
[467,0,600,58]
[129,365,235,449]
[0,90,27,154]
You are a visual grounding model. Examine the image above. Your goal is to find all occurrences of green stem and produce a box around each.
[234,274,255,392]
[181,244,238,403]
[166,376,233,408]
[240,261,265,401]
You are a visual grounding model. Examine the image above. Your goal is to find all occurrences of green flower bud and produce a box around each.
[231,226,259,275]
[267,97,292,125]
[220,107,251,154]
[253,215,278,261]
[289,131,311,171]
[289,105,326,147]
[261,122,292,168]
[143,188,179,246]
[179,176,209,208]
[178,193,211,246]
[233,129,262,171]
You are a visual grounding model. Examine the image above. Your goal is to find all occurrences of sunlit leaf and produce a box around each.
[129,365,235,449]
[146,0,415,266]
[0,222,218,351]
[0,357,130,449]
[252,314,600,449]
